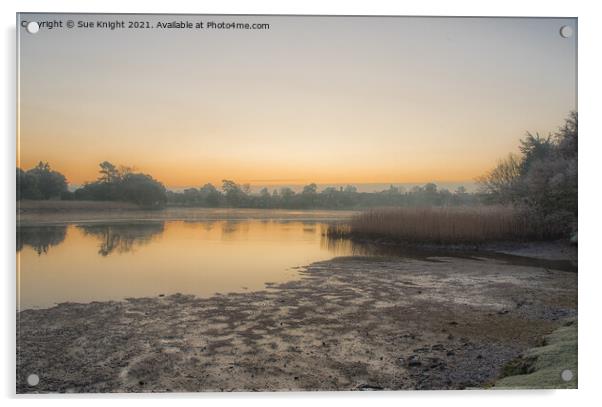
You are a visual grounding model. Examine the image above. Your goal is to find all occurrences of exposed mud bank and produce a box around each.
[336,235,577,263]
[17,254,576,393]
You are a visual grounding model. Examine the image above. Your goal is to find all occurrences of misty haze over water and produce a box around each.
[163,182,478,195]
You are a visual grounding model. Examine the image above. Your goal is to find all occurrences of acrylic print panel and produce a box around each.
[16,14,577,393]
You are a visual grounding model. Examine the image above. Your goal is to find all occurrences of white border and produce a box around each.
[3,1,601,406]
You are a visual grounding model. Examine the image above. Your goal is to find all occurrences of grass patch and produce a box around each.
[494,320,577,389]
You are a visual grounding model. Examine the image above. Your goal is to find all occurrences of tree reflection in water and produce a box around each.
[17,226,67,255]
[78,223,165,256]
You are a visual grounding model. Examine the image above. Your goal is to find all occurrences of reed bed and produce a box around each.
[328,206,546,244]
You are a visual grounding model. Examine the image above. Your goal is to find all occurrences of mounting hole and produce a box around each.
[559,25,573,38]
[26,21,40,34]
[27,374,39,386]
[560,369,573,382]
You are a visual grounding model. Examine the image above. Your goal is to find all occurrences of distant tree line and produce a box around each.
[16,161,479,210]
[17,111,577,230]
[477,111,577,236]
[167,181,479,209]
[17,161,167,209]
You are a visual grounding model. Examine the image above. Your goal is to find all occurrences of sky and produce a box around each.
[18,14,577,190]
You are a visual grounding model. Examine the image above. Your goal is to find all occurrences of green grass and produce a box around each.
[494,320,577,389]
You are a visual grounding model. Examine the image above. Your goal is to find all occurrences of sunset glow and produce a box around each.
[18,15,576,188]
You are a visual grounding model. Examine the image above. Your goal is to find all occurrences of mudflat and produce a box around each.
[17,252,577,392]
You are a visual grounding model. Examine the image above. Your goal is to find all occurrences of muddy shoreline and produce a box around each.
[17,250,577,393]
[334,234,577,263]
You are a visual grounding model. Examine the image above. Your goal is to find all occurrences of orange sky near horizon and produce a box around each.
[18,15,576,188]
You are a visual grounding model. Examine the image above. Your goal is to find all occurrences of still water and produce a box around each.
[17,220,356,310]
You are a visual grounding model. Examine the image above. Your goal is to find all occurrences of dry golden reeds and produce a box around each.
[328,206,549,244]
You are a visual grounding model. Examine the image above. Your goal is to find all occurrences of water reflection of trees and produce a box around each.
[78,223,165,256]
[219,220,258,238]
[220,221,243,235]
[302,222,318,234]
[17,226,67,255]
[183,220,215,232]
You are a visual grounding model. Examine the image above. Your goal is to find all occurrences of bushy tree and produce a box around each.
[519,133,554,175]
[302,183,317,194]
[98,161,120,184]
[119,173,167,208]
[222,179,247,207]
[74,162,167,208]
[17,162,68,200]
[199,183,221,207]
[477,112,578,237]
[17,168,39,200]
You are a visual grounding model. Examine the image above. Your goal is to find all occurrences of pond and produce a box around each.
[17,219,359,309]
[17,209,576,310]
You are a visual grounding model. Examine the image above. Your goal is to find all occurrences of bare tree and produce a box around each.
[476,153,522,203]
